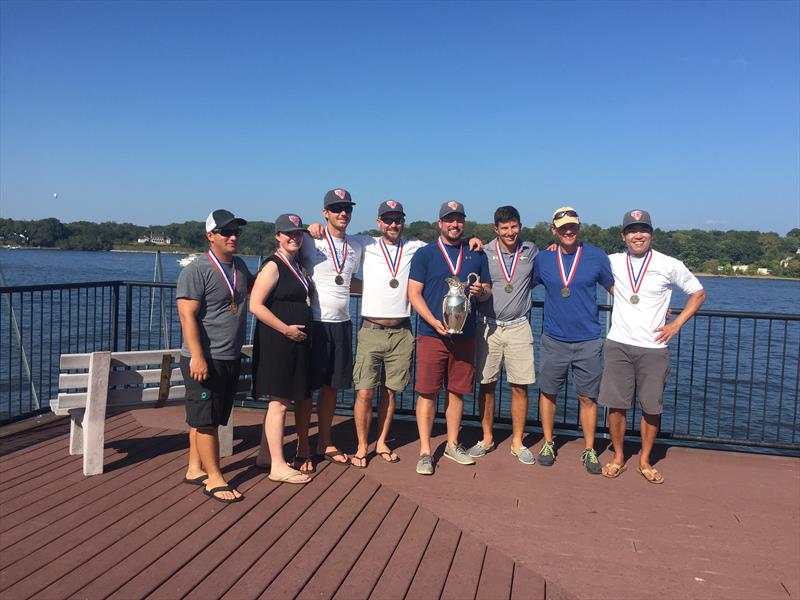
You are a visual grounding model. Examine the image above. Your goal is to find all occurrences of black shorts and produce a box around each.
[180,355,241,429]
[310,321,353,390]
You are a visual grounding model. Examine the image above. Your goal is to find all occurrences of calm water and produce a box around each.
[2,248,799,313]
[1,248,798,446]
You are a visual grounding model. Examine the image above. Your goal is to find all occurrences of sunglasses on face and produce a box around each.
[380,216,405,225]
[553,210,578,221]
[326,204,353,214]
[214,228,241,237]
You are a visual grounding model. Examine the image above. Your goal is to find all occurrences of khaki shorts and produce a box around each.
[475,319,536,386]
[352,323,414,391]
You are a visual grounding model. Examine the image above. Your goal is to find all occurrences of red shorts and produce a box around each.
[414,335,476,396]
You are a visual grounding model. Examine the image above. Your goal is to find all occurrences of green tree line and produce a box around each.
[2,217,799,277]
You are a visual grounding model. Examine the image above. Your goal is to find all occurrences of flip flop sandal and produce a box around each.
[320,450,349,466]
[268,470,311,484]
[292,455,316,474]
[637,467,665,484]
[183,474,208,486]
[602,463,627,479]
[203,485,244,504]
[350,455,368,469]
[377,451,400,463]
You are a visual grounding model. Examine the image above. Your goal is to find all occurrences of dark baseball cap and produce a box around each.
[275,213,308,233]
[622,209,653,232]
[378,200,405,217]
[205,209,247,233]
[324,188,355,208]
[439,201,466,219]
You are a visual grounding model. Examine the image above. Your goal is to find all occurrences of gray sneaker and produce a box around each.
[416,453,434,475]
[443,443,476,465]
[467,440,495,458]
[537,440,556,466]
[581,448,602,475]
[510,445,536,465]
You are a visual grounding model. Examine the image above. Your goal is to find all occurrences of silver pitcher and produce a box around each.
[442,273,480,334]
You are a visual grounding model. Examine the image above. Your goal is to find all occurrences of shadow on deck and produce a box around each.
[0,407,798,600]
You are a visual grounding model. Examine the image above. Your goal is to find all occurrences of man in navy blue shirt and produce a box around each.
[408,201,492,476]
[532,207,614,474]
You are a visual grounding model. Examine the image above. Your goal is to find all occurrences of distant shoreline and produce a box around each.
[694,272,799,282]
[3,246,798,280]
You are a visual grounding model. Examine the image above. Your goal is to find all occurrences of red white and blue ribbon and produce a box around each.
[627,249,653,295]
[379,238,404,279]
[495,239,520,286]
[275,250,309,297]
[323,227,348,277]
[437,237,463,276]
[207,250,237,303]
[557,244,583,289]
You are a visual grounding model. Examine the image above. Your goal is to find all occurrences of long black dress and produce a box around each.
[252,255,313,401]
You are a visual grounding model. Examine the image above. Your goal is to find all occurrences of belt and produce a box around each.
[480,315,528,328]
[361,318,411,331]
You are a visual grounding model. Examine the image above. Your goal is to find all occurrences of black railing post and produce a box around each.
[111,282,120,352]
[125,283,133,351]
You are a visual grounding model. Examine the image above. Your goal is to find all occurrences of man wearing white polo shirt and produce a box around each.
[599,209,707,484]
[348,200,426,468]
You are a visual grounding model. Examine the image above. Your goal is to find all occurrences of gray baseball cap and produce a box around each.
[275,213,308,233]
[378,200,405,217]
[324,188,355,208]
[622,209,653,231]
[439,201,466,219]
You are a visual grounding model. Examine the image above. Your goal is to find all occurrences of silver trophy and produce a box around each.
[442,273,480,334]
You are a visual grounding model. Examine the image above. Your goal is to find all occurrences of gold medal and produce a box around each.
[335,275,344,285]
[504,283,513,293]
[230,301,238,315]
[630,294,640,304]
[389,278,399,289]
[561,287,570,298]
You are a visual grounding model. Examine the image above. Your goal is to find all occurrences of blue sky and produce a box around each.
[1,1,798,234]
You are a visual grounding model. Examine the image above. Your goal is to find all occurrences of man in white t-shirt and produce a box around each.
[347,200,427,468]
[298,188,364,470]
[598,209,707,484]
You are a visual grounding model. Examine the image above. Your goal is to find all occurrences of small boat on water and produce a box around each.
[177,253,199,267]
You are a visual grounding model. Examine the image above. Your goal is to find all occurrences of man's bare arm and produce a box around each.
[408,279,449,337]
[177,298,208,381]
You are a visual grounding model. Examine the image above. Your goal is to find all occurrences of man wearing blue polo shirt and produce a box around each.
[532,207,614,474]
[408,201,492,476]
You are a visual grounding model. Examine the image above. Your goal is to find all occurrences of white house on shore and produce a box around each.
[136,232,172,245]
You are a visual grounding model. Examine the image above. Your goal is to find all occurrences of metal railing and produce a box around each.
[1,281,798,452]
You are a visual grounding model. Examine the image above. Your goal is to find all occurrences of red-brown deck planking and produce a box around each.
[0,405,797,600]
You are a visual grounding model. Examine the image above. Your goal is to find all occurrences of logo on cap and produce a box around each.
[386,200,398,209]
[289,215,300,227]
[448,201,459,211]
[630,210,643,221]
[334,189,346,200]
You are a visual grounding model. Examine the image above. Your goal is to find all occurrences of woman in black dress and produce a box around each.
[250,214,314,484]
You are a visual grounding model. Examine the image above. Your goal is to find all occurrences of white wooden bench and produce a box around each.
[50,345,253,476]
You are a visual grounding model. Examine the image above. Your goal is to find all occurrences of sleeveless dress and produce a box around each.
[252,255,314,401]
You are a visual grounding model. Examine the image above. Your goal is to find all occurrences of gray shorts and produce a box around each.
[538,335,604,399]
[598,339,670,415]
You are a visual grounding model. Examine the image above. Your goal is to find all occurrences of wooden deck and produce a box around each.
[0,406,798,599]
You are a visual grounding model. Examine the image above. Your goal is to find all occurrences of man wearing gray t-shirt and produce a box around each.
[177,209,253,503]
[470,206,539,465]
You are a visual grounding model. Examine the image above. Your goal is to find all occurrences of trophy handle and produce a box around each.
[466,272,480,298]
